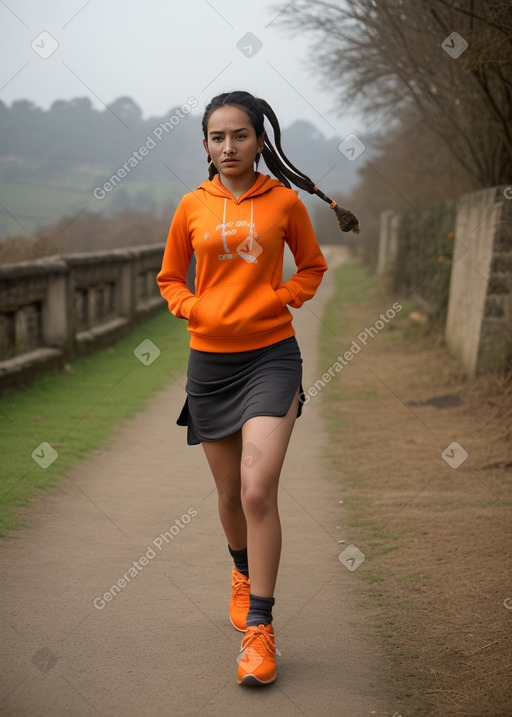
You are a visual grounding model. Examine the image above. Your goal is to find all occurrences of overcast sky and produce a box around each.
[0,0,363,139]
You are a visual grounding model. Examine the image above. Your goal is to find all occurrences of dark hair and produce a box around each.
[202,91,360,234]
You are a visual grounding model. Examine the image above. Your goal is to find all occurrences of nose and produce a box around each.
[223,139,235,155]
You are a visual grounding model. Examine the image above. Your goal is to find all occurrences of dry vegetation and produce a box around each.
[0,207,170,264]
[321,268,512,716]
[292,0,512,256]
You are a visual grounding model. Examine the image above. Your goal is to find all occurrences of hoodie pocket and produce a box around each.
[189,283,285,338]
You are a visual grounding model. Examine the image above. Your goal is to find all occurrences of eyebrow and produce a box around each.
[209,127,249,135]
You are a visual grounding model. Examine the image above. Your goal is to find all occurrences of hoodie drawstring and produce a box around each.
[221,198,254,255]
[247,200,254,252]
[222,198,230,253]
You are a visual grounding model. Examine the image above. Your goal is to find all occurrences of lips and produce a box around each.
[222,159,238,163]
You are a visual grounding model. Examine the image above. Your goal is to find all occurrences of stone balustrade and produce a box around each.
[0,244,166,393]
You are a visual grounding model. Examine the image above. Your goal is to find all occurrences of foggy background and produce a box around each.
[1,0,364,136]
[0,0,368,252]
[0,0,509,262]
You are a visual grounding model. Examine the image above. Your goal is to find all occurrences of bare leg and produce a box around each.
[201,388,299,593]
[201,431,247,550]
[241,389,300,597]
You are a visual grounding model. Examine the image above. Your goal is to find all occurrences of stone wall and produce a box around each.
[378,186,512,377]
[380,199,456,321]
[0,244,166,393]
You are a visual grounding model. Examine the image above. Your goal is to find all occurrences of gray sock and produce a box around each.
[228,545,249,578]
[246,593,275,627]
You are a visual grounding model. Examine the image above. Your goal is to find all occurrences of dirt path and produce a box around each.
[0,247,392,716]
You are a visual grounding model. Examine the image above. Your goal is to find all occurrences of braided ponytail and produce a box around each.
[202,91,360,234]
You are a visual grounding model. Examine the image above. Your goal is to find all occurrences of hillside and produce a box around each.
[0,96,365,239]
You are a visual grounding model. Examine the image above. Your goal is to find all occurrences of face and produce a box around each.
[203,105,264,182]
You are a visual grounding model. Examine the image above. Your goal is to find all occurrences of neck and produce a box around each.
[219,170,258,200]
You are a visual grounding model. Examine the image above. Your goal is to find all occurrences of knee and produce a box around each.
[241,484,276,518]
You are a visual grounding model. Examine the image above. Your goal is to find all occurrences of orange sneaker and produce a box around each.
[237,624,276,685]
[229,567,250,631]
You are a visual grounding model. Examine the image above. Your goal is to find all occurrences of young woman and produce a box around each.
[157,91,359,686]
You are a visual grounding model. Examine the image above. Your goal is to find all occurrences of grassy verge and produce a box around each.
[319,261,512,716]
[320,261,435,715]
[0,310,189,537]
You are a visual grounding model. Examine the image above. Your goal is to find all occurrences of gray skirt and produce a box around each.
[177,336,304,445]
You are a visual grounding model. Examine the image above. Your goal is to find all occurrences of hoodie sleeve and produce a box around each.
[274,196,328,309]
[156,198,197,319]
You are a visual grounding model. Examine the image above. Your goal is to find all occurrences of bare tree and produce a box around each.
[274,0,512,186]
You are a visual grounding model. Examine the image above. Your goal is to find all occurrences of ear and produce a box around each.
[257,131,265,154]
[203,139,209,155]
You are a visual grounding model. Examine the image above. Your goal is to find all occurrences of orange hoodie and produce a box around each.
[157,172,328,352]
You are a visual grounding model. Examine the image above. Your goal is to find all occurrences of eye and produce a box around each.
[236,134,247,140]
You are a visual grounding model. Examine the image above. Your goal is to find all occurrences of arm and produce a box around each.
[156,199,197,319]
[275,197,328,308]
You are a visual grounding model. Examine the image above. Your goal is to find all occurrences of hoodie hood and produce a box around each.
[197,172,284,201]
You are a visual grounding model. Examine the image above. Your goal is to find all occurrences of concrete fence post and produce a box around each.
[445,186,512,377]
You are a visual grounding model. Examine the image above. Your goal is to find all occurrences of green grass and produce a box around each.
[0,310,189,536]
[318,261,392,384]
[0,177,182,235]
[397,573,429,583]
[321,260,384,341]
